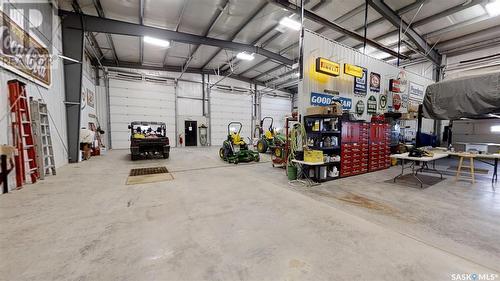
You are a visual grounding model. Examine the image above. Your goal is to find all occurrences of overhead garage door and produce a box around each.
[210,90,252,145]
[109,79,176,149]
[261,96,292,130]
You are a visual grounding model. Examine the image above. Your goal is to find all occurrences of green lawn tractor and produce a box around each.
[219,122,260,164]
[255,117,286,154]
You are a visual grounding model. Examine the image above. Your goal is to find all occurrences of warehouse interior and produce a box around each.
[1,0,500,280]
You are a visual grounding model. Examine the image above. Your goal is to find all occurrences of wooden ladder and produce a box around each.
[8,79,39,187]
[30,98,56,179]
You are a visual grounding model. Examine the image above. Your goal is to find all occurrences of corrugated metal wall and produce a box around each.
[300,30,435,120]
[0,12,68,168]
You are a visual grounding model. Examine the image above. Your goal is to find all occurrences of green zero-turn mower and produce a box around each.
[256,117,286,154]
[219,122,260,164]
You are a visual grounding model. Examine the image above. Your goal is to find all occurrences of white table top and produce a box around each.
[445,152,500,159]
[390,152,449,162]
[292,159,333,166]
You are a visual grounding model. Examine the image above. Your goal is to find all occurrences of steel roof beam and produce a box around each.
[268,0,407,60]
[200,2,269,70]
[59,10,294,66]
[72,0,104,60]
[179,0,229,70]
[92,0,119,64]
[163,0,189,68]
[351,0,487,50]
[98,59,293,94]
[238,3,363,77]
[366,0,441,65]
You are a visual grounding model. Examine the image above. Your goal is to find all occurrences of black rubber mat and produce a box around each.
[129,166,169,176]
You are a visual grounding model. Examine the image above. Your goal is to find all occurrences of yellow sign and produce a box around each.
[344,63,363,78]
[315,57,340,76]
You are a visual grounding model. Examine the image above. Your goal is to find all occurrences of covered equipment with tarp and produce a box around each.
[423,71,500,120]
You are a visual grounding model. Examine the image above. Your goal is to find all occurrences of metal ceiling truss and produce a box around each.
[59,10,293,66]
[218,0,329,75]
[180,0,230,71]
[92,0,119,64]
[365,0,441,65]
[238,2,362,78]
[98,59,294,94]
[268,0,408,60]
[352,0,487,60]
[200,1,269,70]
[71,0,103,60]
[163,0,189,67]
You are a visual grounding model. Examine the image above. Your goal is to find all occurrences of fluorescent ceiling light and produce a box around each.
[236,52,255,61]
[57,54,81,63]
[491,125,500,132]
[485,0,500,16]
[279,17,301,31]
[144,36,170,47]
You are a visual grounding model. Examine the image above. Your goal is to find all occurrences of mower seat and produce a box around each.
[264,130,273,139]
[231,133,246,145]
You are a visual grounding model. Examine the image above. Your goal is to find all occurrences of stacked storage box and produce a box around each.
[340,122,369,177]
[369,123,391,171]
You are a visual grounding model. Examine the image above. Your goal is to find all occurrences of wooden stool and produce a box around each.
[455,153,476,183]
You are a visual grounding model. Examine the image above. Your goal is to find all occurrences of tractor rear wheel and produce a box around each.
[257,140,267,153]
[219,148,225,159]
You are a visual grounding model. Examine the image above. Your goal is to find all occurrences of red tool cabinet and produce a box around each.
[340,122,369,177]
[369,123,391,172]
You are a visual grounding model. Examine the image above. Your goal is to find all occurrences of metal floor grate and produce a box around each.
[129,166,169,176]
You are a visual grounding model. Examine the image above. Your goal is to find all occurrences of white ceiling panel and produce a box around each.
[188,45,220,68]
[232,5,288,44]
[143,0,184,30]
[100,0,140,23]
[450,5,486,22]
[401,0,467,23]
[178,1,227,35]
[206,0,267,40]
[111,34,140,62]
[163,42,191,66]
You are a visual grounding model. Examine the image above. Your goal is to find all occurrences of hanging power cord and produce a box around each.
[288,122,308,187]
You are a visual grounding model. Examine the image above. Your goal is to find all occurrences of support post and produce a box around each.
[62,13,85,163]
[416,104,423,147]
[202,74,206,117]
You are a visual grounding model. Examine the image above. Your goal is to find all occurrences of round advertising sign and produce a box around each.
[356,100,365,115]
[379,94,387,109]
[393,94,402,111]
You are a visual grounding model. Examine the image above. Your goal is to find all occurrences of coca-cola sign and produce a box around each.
[0,12,51,87]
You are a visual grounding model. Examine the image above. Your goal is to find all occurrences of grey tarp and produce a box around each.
[423,71,500,120]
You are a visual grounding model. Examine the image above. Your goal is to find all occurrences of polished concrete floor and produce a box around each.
[1,147,499,280]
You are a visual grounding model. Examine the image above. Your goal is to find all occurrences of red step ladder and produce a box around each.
[8,79,39,187]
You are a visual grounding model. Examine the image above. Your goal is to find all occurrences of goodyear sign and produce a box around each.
[315,57,340,76]
[311,92,352,110]
[344,63,363,78]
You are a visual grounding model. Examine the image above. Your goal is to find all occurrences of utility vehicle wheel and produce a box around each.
[257,140,267,153]
[131,154,139,161]
[163,152,169,159]
[219,148,225,159]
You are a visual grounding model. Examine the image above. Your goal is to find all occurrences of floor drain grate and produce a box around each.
[129,166,169,176]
